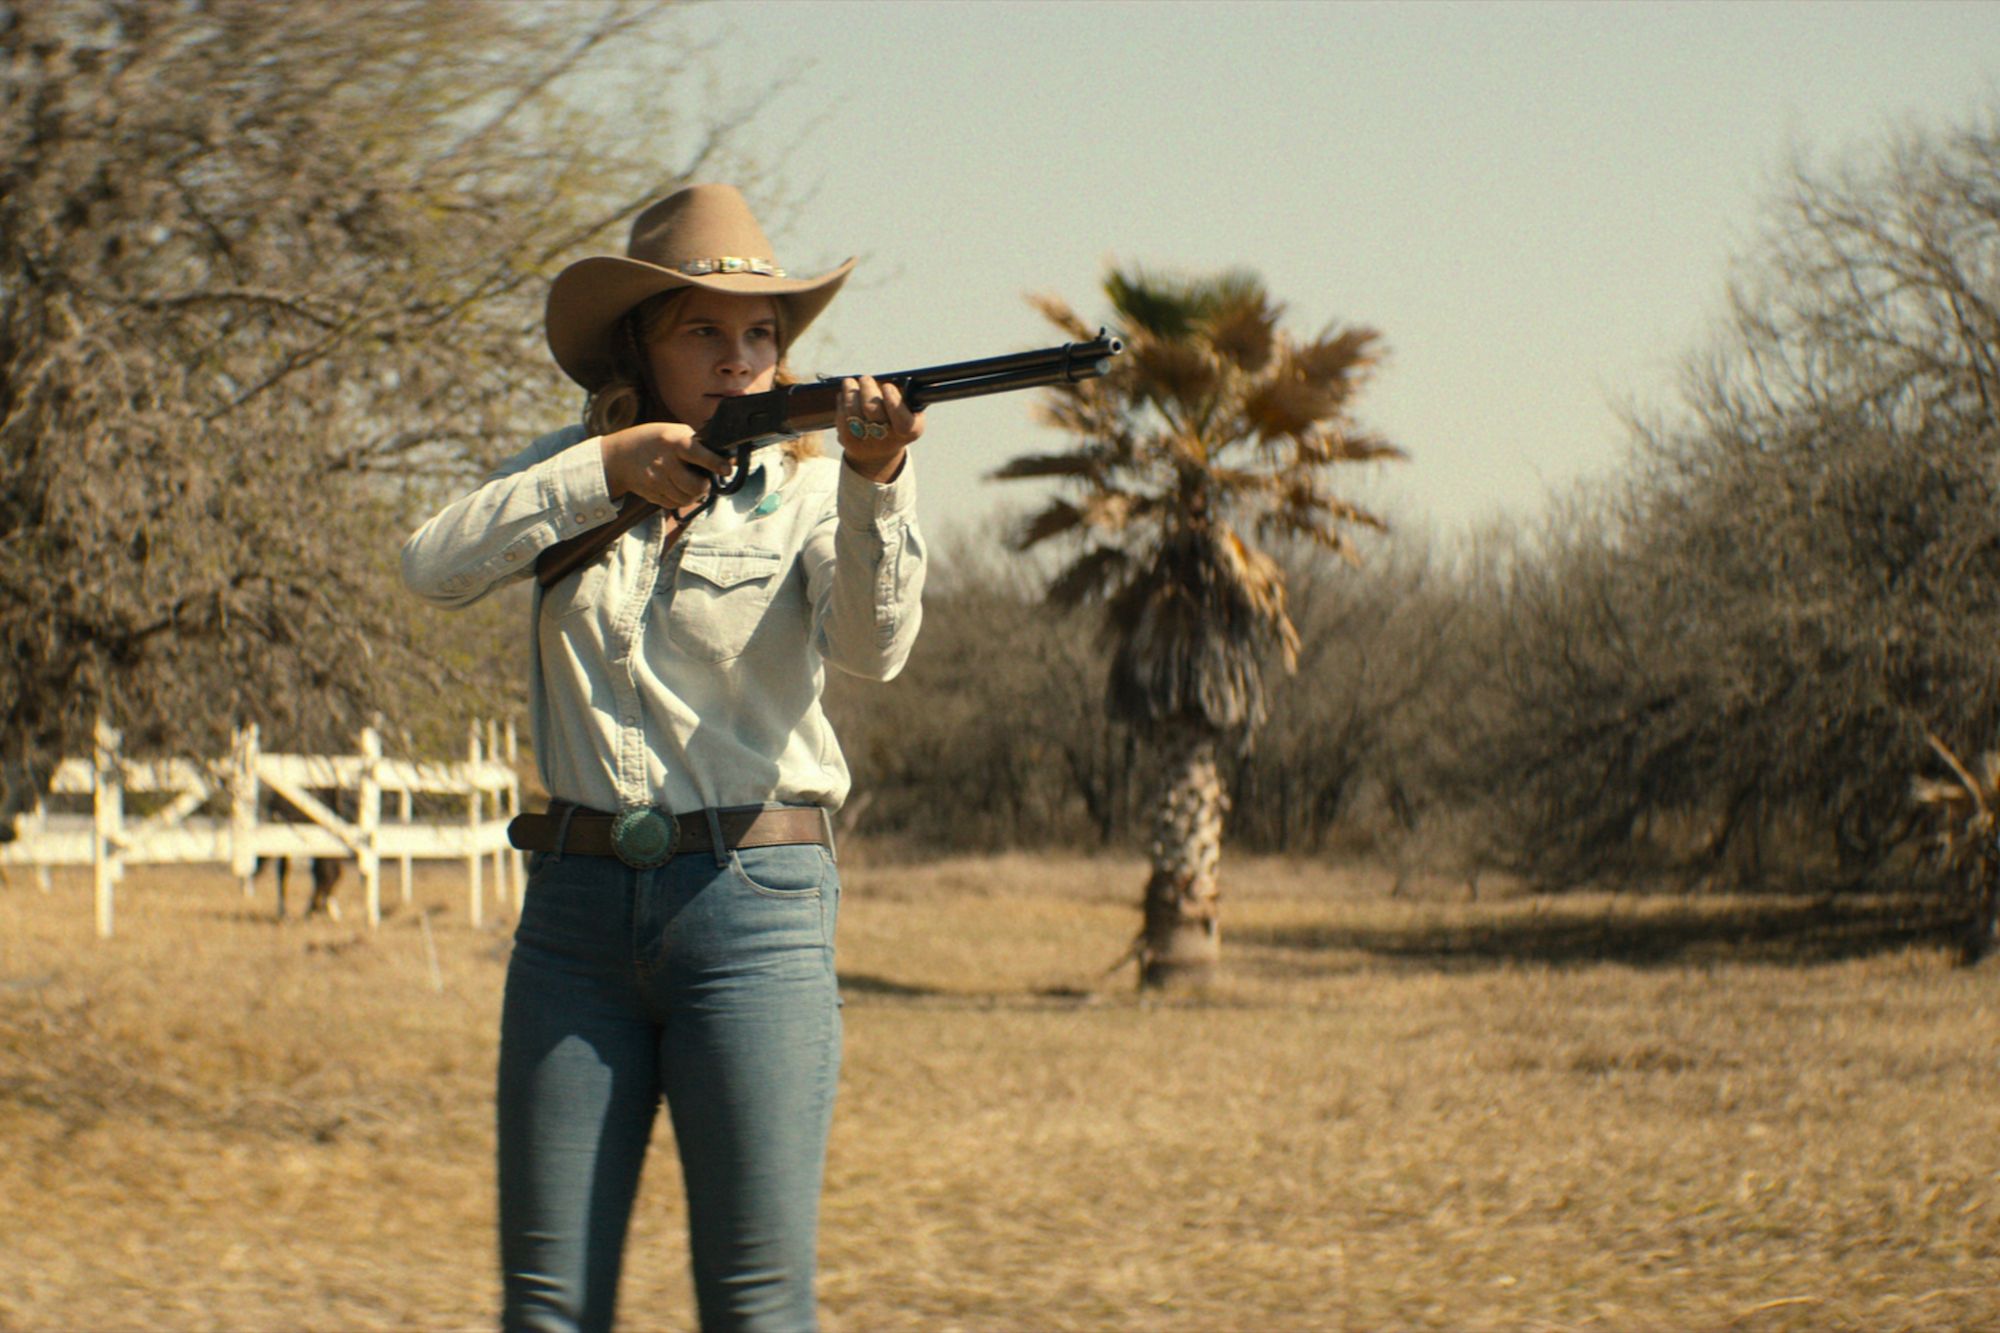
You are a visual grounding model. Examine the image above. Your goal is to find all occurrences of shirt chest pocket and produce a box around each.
[665,542,788,663]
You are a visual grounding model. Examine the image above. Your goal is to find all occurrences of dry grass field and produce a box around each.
[1,851,1995,1332]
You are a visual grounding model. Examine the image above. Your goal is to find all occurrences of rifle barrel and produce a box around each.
[534,332,1123,589]
[905,361,1114,410]
[834,334,1122,401]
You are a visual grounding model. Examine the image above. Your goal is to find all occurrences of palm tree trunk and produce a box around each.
[1139,723,1227,989]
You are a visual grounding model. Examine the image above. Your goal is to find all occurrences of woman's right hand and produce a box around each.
[599,422,737,510]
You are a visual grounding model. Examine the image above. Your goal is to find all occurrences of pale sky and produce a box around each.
[645,0,2000,546]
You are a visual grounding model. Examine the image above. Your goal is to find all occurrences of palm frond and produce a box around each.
[1130,334,1225,411]
[1045,544,1133,609]
[1243,373,1343,439]
[1026,291,1096,341]
[1014,491,1146,552]
[1206,294,1279,373]
[1271,473,1392,528]
[989,452,1107,482]
[1315,529,1365,566]
[1220,528,1301,669]
[1295,325,1383,383]
[1032,387,1129,443]
[1293,426,1408,465]
[1193,465,1288,504]
[1310,494,1391,533]
[1104,266,1206,340]
[996,264,1404,740]
[1080,490,1144,532]
[1015,499,1085,550]
[1095,524,1310,732]
[1257,504,1390,565]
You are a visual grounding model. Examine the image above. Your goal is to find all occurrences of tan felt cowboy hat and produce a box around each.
[545,183,856,390]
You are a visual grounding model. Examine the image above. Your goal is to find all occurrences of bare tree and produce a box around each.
[1466,105,2000,910]
[0,0,727,825]
[1715,114,2000,440]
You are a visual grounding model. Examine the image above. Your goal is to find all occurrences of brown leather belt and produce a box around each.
[507,802,831,867]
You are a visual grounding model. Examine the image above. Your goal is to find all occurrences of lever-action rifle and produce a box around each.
[535,332,1124,588]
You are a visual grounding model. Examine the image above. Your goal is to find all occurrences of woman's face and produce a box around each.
[645,290,782,428]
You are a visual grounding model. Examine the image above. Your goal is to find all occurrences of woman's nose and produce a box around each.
[717,339,753,374]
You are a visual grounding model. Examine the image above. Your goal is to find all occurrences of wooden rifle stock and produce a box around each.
[534,332,1122,588]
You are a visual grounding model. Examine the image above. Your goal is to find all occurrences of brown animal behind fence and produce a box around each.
[254,786,349,921]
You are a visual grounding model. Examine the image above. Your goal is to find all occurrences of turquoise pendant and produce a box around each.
[753,492,782,517]
[609,807,678,868]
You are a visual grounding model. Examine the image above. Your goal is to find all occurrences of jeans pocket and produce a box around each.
[729,844,829,899]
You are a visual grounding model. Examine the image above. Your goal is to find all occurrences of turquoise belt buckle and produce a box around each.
[610,807,678,869]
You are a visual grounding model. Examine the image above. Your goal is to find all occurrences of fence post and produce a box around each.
[399,787,414,906]
[30,793,51,893]
[359,725,383,929]
[505,719,525,911]
[230,724,260,898]
[485,717,505,910]
[92,719,123,938]
[466,719,484,930]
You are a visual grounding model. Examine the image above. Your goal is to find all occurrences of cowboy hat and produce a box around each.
[545,183,856,390]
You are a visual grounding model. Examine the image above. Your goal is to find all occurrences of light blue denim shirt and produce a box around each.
[401,425,925,815]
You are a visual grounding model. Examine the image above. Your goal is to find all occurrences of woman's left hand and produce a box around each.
[838,374,923,483]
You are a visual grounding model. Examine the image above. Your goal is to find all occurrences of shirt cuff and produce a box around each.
[546,436,620,532]
[838,452,917,528]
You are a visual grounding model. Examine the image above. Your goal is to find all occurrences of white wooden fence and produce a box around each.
[0,719,526,937]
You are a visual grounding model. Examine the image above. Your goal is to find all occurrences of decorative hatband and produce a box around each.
[671,257,786,277]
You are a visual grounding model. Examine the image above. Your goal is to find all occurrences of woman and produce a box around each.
[401,183,925,1333]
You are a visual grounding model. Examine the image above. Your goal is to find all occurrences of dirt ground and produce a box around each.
[1,851,1995,1331]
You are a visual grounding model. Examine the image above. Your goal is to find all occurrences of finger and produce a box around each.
[839,377,870,442]
[685,440,735,476]
[881,381,917,434]
[667,458,713,504]
[679,455,715,488]
[856,374,886,420]
[641,459,682,508]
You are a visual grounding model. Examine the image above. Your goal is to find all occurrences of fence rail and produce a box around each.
[1,720,526,936]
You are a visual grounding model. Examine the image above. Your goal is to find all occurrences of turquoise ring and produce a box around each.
[846,416,867,439]
[609,807,678,869]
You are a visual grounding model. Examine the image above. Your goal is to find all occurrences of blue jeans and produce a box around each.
[498,839,841,1333]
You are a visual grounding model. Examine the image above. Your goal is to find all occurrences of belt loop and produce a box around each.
[552,802,579,864]
[821,806,838,864]
[704,805,728,867]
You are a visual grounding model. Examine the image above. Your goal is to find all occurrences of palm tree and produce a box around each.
[995,266,1401,989]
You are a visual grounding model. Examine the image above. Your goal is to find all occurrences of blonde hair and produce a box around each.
[583,290,823,474]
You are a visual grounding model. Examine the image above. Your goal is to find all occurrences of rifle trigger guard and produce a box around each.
[711,442,756,496]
